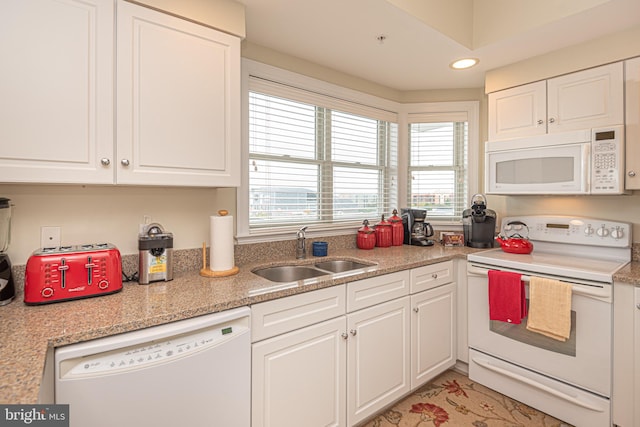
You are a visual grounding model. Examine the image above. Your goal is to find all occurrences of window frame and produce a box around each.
[238,59,479,242]
[403,106,479,223]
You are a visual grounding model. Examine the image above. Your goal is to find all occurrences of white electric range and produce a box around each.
[466,215,631,427]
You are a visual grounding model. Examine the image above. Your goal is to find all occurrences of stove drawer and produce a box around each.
[469,349,610,427]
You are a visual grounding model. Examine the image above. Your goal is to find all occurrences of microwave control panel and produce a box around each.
[591,127,624,194]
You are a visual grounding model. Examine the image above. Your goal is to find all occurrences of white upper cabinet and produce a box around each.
[488,63,624,141]
[0,0,240,187]
[0,0,114,184]
[625,57,640,190]
[116,1,240,186]
[488,81,547,140]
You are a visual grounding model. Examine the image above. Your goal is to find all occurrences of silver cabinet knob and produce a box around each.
[121,159,130,167]
[413,307,419,313]
[341,332,348,340]
[432,273,438,279]
[629,171,637,177]
[100,158,111,166]
[537,119,544,125]
[350,329,357,336]
[549,118,556,123]
[636,303,640,310]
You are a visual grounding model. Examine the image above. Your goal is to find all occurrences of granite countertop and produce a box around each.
[613,260,640,285]
[0,243,477,404]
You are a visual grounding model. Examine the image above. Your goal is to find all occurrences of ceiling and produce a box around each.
[236,0,640,91]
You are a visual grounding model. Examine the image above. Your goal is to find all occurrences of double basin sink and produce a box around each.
[253,259,377,283]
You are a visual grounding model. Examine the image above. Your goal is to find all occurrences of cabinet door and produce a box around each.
[252,316,346,427]
[0,0,114,184]
[347,296,410,426]
[488,81,546,141]
[625,57,640,190]
[547,62,624,133]
[635,287,640,425]
[410,283,456,389]
[116,0,240,186]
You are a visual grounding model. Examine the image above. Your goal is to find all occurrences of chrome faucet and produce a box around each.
[296,226,308,259]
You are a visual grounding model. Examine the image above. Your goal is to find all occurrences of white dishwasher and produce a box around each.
[55,306,251,427]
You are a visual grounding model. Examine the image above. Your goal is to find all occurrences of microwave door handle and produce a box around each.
[467,266,610,299]
[471,356,606,412]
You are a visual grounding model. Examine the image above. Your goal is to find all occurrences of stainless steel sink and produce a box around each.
[252,259,377,282]
[314,259,375,273]
[252,265,330,282]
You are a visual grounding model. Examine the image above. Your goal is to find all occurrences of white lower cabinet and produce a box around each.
[251,262,457,427]
[347,296,411,426]
[410,282,456,389]
[252,316,347,427]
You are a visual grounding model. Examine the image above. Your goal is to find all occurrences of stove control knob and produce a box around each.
[584,225,594,236]
[596,225,609,238]
[610,226,624,240]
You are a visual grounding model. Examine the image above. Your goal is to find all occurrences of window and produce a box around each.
[245,72,398,234]
[406,107,477,222]
[239,60,479,240]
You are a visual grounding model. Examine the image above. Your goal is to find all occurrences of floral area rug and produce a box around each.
[362,370,573,427]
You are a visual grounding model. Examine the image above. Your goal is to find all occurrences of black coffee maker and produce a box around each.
[401,208,434,246]
[0,198,15,306]
[462,194,497,248]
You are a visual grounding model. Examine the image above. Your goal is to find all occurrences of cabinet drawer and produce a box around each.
[251,285,345,342]
[347,271,410,313]
[410,261,454,294]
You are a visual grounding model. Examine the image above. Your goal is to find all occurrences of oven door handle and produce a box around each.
[467,266,610,300]
[472,356,605,412]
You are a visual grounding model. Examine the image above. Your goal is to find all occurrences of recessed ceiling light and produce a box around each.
[450,58,479,70]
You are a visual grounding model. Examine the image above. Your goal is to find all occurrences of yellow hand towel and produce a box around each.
[526,276,572,341]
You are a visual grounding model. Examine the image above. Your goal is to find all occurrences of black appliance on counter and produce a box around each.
[0,198,15,306]
[462,194,497,248]
[401,208,435,246]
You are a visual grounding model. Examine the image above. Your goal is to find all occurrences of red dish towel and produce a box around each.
[488,270,527,324]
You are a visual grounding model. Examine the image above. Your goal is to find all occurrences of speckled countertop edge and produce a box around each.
[0,241,478,404]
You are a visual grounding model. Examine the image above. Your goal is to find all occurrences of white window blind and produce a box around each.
[248,77,398,230]
[407,112,469,221]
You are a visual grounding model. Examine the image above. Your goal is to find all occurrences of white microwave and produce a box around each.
[485,125,625,195]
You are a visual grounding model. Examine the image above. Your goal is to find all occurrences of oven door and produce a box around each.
[485,140,590,194]
[467,263,612,397]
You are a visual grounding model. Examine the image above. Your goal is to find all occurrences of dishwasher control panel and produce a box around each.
[59,321,247,379]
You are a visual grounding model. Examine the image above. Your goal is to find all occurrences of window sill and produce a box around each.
[236,221,463,245]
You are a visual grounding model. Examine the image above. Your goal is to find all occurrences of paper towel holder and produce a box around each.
[200,210,239,277]
[199,242,239,277]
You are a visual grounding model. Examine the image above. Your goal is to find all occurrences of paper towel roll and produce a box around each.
[210,211,235,272]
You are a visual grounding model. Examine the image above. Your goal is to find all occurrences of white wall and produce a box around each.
[1,184,236,265]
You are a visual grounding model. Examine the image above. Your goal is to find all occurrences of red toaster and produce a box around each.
[24,243,123,305]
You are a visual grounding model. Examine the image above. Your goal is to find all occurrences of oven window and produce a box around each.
[489,301,577,357]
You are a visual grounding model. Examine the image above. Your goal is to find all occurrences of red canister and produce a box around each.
[375,215,392,248]
[389,209,404,246]
[357,219,376,250]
